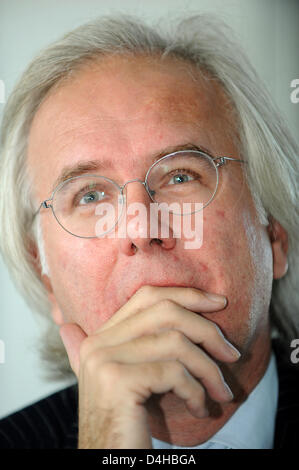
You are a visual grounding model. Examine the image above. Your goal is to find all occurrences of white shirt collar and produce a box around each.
[152,352,278,449]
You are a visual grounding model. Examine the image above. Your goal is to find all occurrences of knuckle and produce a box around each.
[153,299,180,329]
[171,361,186,380]
[157,298,178,315]
[189,287,204,302]
[152,362,165,382]
[166,329,186,349]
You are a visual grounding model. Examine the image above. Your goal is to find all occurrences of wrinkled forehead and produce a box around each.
[29,53,235,131]
[27,54,239,195]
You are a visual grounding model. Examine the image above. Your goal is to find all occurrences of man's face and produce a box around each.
[27,55,274,356]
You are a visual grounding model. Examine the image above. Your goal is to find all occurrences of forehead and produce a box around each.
[27,55,236,193]
[33,54,230,120]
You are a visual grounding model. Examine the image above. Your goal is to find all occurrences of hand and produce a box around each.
[59,286,240,449]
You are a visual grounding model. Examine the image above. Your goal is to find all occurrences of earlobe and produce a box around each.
[267,218,289,280]
[50,302,65,326]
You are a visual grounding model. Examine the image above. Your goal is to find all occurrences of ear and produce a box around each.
[27,237,65,326]
[41,274,65,326]
[267,218,288,280]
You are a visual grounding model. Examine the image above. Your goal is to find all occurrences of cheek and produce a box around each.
[241,212,274,329]
[45,233,118,332]
[200,208,272,345]
[202,211,249,278]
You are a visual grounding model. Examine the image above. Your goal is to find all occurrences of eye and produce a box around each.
[77,189,106,205]
[167,169,199,185]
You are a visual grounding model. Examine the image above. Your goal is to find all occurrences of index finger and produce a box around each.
[97,285,227,333]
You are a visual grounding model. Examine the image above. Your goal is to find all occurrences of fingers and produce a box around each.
[82,360,209,419]
[60,286,233,378]
[59,285,240,420]
[80,329,233,403]
[98,285,227,332]
[85,299,240,363]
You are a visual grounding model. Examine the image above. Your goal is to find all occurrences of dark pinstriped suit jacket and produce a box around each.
[0,338,298,449]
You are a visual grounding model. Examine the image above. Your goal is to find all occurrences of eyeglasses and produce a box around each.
[35,149,245,238]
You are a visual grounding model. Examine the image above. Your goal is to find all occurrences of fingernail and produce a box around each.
[223,338,241,359]
[215,326,241,359]
[205,293,227,307]
[223,381,234,401]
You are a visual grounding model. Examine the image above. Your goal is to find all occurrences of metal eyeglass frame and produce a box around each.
[34,150,246,239]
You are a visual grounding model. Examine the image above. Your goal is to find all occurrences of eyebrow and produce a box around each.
[51,142,213,193]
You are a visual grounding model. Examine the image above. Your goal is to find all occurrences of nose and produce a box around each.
[117,179,176,255]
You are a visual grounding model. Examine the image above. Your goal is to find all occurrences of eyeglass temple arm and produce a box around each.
[33,199,52,219]
[213,156,246,167]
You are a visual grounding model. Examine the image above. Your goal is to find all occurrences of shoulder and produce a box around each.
[0,384,78,449]
[273,337,299,448]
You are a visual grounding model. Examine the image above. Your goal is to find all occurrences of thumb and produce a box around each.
[59,323,87,377]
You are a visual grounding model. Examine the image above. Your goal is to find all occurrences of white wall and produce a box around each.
[0,0,298,419]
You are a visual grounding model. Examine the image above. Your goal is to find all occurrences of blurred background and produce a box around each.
[0,0,298,419]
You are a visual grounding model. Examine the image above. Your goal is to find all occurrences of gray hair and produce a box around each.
[0,14,298,378]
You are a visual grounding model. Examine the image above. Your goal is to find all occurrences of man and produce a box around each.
[0,14,298,449]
